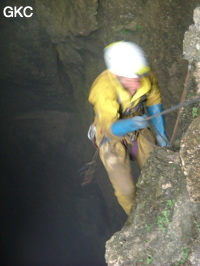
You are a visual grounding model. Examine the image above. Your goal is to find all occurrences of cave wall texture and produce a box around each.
[105,6,200,265]
[105,117,200,265]
[0,0,200,265]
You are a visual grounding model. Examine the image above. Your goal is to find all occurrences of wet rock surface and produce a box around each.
[35,0,98,38]
[183,6,200,63]
[106,7,200,265]
[105,143,200,265]
[179,6,200,144]
[180,116,200,203]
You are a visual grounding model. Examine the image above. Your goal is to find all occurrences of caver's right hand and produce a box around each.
[111,115,149,137]
[132,115,149,129]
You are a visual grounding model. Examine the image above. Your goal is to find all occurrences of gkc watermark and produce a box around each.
[3,6,33,18]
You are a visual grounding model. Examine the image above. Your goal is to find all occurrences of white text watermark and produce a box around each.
[3,6,33,18]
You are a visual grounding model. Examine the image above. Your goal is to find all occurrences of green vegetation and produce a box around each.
[192,107,198,118]
[157,200,176,232]
[157,210,171,232]
[167,199,176,208]
[175,248,191,265]
[122,29,131,34]
[187,91,196,98]
[194,219,200,232]
[146,256,153,264]
[137,257,153,264]
[122,24,142,34]
[145,224,151,232]
[136,24,142,31]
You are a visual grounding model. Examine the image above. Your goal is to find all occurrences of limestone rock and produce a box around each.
[183,6,200,63]
[180,115,200,203]
[35,0,98,40]
[194,62,200,94]
[193,6,200,28]
[0,10,58,85]
[105,145,200,265]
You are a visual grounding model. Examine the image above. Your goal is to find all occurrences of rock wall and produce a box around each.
[105,137,200,265]
[105,145,200,266]
[105,7,200,265]
[106,115,200,265]
[181,6,200,204]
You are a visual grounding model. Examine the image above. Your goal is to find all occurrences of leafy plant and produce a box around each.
[192,107,198,118]
[157,200,176,232]
[122,29,131,34]
[157,210,171,232]
[175,248,191,265]
[145,224,151,232]
[147,256,153,264]
[136,24,142,31]
[194,219,200,233]
[167,200,175,209]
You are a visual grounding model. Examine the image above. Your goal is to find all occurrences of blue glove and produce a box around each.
[147,104,170,147]
[111,115,149,136]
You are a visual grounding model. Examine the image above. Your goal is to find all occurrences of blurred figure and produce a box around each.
[88,41,169,215]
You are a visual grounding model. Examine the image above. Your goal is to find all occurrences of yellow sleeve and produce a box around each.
[146,72,162,107]
[88,72,120,138]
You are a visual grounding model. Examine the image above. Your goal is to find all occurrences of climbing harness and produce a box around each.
[122,95,146,117]
[81,96,200,186]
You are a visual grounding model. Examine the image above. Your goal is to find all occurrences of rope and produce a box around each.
[80,148,99,186]
[80,95,200,185]
[144,96,200,122]
[170,67,189,146]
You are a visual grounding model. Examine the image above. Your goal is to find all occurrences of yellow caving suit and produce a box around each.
[88,70,162,215]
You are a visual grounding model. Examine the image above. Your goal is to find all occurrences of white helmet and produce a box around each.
[104,41,150,78]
